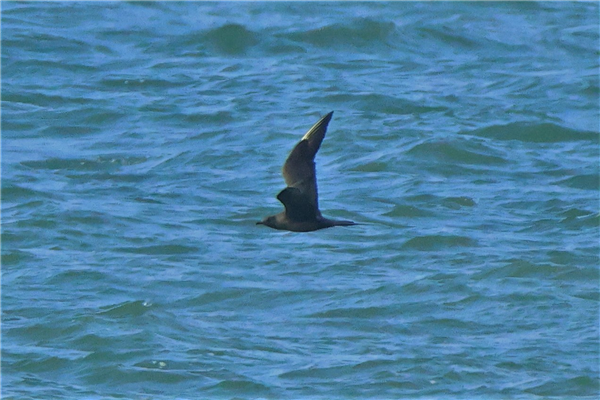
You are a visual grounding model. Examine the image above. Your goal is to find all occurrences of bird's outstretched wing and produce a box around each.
[281,111,333,212]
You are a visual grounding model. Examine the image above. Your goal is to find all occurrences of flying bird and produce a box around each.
[257,111,356,232]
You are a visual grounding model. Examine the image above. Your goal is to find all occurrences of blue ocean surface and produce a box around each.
[2,2,599,399]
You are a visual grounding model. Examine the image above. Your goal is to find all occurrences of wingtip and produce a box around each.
[301,111,335,142]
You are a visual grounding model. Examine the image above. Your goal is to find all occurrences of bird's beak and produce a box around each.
[256,221,264,225]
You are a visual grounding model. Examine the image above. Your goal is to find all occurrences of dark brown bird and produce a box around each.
[257,111,356,232]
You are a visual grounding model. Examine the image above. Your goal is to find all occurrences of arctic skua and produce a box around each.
[257,111,356,232]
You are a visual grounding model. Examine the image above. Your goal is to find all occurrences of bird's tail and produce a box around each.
[331,219,357,227]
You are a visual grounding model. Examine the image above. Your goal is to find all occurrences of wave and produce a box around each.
[407,139,508,166]
[174,18,402,57]
[554,174,599,191]
[174,24,259,56]
[461,122,598,143]
[402,234,478,250]
[283,18,399,50]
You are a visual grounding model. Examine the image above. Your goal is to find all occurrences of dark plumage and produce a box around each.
[257,111,356,232]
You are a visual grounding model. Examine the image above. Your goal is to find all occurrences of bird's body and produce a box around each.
[259,211,355,233]
[257,111,356,232]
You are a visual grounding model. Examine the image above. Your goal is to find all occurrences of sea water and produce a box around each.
[2,2,599,399]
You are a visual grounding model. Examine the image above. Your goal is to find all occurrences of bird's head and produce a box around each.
[256,215,278,228]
